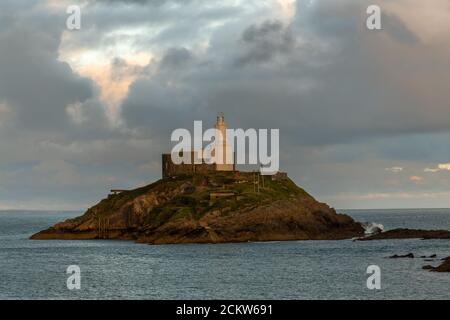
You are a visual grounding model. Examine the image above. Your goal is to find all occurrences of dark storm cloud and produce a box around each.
[115,0,450,210]
[0,1,112,136]
[160,47,194,70]
[382,13,420,45]
[121,0,450,148]
[121,48,201,138]
[1,0,450,209]
[0,1,133,209]
[61,0,243,53]
[236,20,296,66]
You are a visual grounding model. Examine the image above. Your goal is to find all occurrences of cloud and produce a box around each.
[424,163,450,173]
[0,1,115,136]
[438,163,450,171]
[117,0,450,149]
[409,176,423,183]
[382,13,420,45]
[385,167,403,173]
[325,191,450,209]
[235,20,296,67]
[1,0,450,210]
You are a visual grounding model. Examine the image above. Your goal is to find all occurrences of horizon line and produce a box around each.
[2,207,450,213]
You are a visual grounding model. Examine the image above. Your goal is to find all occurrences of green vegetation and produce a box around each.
[86,171,311,227]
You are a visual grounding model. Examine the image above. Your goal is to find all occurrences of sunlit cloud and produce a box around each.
[409,175,423,183]
[0,102,9,114]
[383,0,450,46]
[438,163,450,171]
[276,0,297,22]
[385,166,403,173]
[0,102,11,126]
[424,163,450,173]
[59,43,153,124]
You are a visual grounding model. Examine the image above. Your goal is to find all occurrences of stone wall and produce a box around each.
[162,152,217,178]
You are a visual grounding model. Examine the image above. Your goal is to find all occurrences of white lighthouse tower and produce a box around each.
[213,112,234,171]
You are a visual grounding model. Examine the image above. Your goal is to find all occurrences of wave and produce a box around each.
[362,222,384,235]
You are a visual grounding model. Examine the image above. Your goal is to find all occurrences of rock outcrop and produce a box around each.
[422,257,450,272]
[31,172,364,244]
[358,228,450,241]
[388,253,414,259]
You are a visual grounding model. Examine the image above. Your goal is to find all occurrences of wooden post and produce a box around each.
[257,172,260,193]
[106,218,109,239]
[97,216,100,238]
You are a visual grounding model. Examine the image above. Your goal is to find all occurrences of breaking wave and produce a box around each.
[362,222,384,235]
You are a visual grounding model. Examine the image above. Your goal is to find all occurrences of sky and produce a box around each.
[1,0,450,210]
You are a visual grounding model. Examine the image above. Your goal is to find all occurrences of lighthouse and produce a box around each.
[161,113,235,178]
[214,112,234,171]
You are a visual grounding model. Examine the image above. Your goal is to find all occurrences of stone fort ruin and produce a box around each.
[162,113,235,178]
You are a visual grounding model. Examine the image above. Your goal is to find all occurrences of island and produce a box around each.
[31,171,365,244]
[30,114,450,245]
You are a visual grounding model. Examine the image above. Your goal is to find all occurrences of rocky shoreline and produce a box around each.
[30,172,450,247]
[423,257,450,272]
[31,172,365,244]
[386,253,450,272]
[357,228,450,241]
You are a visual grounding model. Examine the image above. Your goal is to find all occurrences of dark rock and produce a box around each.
[423,257,450,273]
[420,254,437,259]
[389,253,414,259]
[359,228,450,241]
[431,257,450,272]
[183,185,196,194]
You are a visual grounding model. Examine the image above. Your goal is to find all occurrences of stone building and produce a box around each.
[162,151,217,178]
[162,113,235,178]
[271,171,288,181]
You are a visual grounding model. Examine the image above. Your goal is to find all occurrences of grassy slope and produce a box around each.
[92,172,311,228]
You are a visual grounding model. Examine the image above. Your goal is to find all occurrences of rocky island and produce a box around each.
[30,114,450,245]
[31,171,365,244]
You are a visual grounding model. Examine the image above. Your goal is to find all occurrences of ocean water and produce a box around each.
[0,209,449,300]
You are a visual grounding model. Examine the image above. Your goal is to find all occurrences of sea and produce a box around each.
[0,209,449,300]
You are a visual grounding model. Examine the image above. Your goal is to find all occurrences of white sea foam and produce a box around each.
[362,222,384,235]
